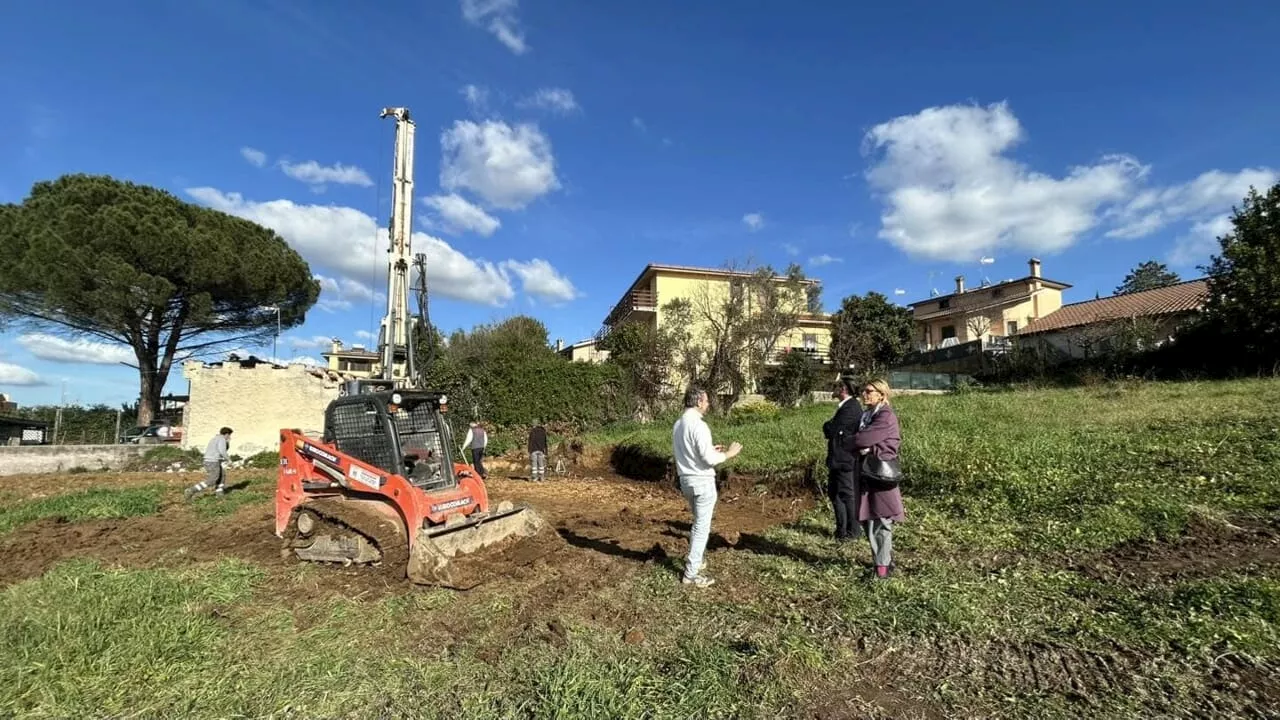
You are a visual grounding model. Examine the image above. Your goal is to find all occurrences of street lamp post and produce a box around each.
[271,306,281,362]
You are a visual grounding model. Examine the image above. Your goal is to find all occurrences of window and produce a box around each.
[939,298,951,310]
[1006,321,1019,335]
[993,287,1004,299]
[802,333,817,350]
[941,325,956,340]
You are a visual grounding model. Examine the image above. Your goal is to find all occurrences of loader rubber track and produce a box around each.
[289,498,409,574]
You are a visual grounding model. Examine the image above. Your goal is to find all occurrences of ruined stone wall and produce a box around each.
[0,445,149,476]
[182,362,345,456]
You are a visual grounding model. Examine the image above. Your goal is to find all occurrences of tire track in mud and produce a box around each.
[867,636,1279,716]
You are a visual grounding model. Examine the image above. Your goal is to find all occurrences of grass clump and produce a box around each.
[125,445,203,472]
[0,485,164,535]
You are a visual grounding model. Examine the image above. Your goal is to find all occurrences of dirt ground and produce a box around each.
[0,468,814,602]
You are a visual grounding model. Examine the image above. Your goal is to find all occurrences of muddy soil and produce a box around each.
[0,469,814,604]
[1072,515,1280,583]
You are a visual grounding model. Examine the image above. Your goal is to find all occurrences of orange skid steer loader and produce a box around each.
[275,389,548,588]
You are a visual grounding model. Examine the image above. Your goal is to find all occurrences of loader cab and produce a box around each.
[322,390,458,492]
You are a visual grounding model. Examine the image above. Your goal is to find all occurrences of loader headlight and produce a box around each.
[391,392,403,405]
[439,394,448,405]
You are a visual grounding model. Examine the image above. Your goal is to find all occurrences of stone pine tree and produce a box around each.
[0,174,320,425]
[1202,183,1280,363]
[1115,261,1181,295]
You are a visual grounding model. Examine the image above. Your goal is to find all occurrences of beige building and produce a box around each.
[593,263,833,392]
[181,358,352,456]
[909,258,1070,351]
[321,339,379,377]
[1018,278,1209,359]
[556,338,610,363]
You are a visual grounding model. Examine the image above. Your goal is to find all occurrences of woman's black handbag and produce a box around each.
[860,454,903,487]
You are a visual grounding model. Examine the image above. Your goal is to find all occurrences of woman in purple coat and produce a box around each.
[853,378,903,580]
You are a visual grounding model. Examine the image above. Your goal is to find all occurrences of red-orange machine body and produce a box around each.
[273,389,543,586]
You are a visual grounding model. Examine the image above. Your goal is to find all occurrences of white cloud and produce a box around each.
[186,188,534,307]
[440,120,559,210]
[240,147,267,168]
[314,274,381,313]
[355,330,377,341]
[979,256,995,265]
[742,213,765,232]
[894,288,907,296]
[423,193,502,237]
[1170,214,1234,267]
[0,362,43,386]
[461,0,527,55]
[279,160,374,189]
[862,101,1275,265]
[632,117,647,133]
[17,333,135,365]
[500,259,578,303]
[862,101,1143,262]
[848,222,862,238]
[461,84,490,115]
[781,242,800,256]
[518,88,579,115]
[288,335,335,351]
[808,254,842,267]
[1109,168,1277,239]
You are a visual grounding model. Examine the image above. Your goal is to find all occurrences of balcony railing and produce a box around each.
[599,289,659,336]
[767,345,830,365]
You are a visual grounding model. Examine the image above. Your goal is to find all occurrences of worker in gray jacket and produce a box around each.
[184,426,233,500]
[461,421,489,480]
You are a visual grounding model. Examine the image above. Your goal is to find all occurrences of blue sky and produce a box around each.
[2,0,1278,407]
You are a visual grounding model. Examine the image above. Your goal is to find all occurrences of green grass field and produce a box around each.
[2,379,1278,718]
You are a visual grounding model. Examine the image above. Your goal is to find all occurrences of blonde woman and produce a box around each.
[853,378,903,580]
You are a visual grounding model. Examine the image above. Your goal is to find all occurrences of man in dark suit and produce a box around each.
[822,376,862,540]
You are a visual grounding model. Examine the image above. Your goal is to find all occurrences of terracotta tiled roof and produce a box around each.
[1019,279,1210,336]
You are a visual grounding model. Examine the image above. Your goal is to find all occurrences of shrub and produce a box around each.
[727,398,781,424]
[759,350,820,407]
[242,451,279,469]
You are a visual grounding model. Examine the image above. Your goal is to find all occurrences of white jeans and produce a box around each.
[679,475,717,579]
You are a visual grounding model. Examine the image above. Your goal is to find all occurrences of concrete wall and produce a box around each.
[0,444,149,476]
[182,361,347,456]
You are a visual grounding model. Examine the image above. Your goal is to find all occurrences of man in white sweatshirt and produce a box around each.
[672,387,741,587]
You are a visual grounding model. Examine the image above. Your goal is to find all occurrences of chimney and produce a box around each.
[955,275,966,294]
[555,338,564,352]
[1029,258,1042,278]
[330,337,343,353]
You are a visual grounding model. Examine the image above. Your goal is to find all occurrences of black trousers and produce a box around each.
[471,448,487,478]
[828,467,859,539]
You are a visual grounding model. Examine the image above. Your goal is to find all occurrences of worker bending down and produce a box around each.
[184,426,233,500]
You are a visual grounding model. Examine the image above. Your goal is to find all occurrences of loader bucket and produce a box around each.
[406,501,556,589]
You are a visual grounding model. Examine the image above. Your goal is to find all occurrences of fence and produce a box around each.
[888,370,973,391]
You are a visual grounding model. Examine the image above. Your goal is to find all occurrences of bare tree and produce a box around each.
[966,314,993,341]
[681,260,814,410]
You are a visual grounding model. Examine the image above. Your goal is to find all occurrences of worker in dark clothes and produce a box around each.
[528,421,549,481]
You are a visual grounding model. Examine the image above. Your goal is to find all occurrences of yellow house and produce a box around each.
[593,263,833,391]
[909,258,1070,351]
[556,338,611,363]
[321,339,378,378]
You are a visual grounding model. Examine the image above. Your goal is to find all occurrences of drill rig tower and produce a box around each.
[377,106,417,387]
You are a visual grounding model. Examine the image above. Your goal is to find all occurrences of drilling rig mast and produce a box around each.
[377,106,417,387]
